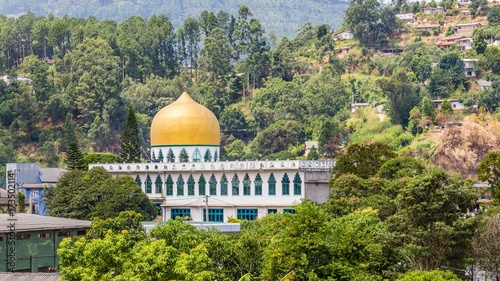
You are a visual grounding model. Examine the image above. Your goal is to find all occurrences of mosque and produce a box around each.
[90,92,334,222]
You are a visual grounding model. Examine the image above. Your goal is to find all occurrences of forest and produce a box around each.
[0,0,349,39]
[1,0,500,279]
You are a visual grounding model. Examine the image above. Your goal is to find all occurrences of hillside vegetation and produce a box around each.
[0,0,348,39]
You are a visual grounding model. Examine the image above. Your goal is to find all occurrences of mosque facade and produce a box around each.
[90,92,334,222]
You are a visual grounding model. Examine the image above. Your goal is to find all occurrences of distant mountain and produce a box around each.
[0,0,348,39]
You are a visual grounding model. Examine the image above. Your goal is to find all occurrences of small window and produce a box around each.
[171,208,191,220]
[268,209,278,214]
[203,208,224,222]
[77,230,87,236]
[237,209,258,220]
[38,232,51,238]
[58,231,70,237]
[283,209,295,214]
[17,234,30,240]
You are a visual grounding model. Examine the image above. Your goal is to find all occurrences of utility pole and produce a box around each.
[205,195,209,222]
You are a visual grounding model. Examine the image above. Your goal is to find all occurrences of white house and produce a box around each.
[335,31,354,40]
[462,59,478,77]
[432,99,466,110]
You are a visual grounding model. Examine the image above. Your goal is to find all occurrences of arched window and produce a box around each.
[198,174,206,196]
[243,174,251,195]
[158,149,164,162]
[232,174,240,196]
[187,175,195,196]
[268,173,276,195]
[209,174,217,196]
[192,148,201,162]
[293,173,302,195]
[204,149,212,162]
[180,149,189,162]
[214,150,219,161]
[177,175,184,196]
[220,174,228,195]
[167,149,175,162]
[255,174,262,195]
[151,151,156,161]
[145,175,152,194]
[282,173,290,195]
[166,175,173,196]
[135,175,142,187]
[155,175,163,194]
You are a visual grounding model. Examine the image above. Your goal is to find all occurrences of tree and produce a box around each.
[473,28,488,54]
[378,68,420,126]
[485,46,500,74]
[396,270,460,281]
[307,146,319,160]
[332,142,396,179]
[473,217,500,280]
[440,99,453,115]
[45,167,156,220]
[428,52,466,98]
[119,104,141,163]
[65,141,85,170]
[390,167,478,271]
[17,191,25,213]
[251,120,302,156]
[488,5,500,25]
[477,151,500,201]
[86,211,146,241]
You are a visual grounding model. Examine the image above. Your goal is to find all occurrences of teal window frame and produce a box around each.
[171,208,191,220]
[198,174,206,196]
[166,175,173,196]
[282,173,290,195]
[203,208,224,222]
[180,148,189,162]
[192,148,201,162]
[255,174,262,195]
[177,175,184,196]
[283,208,295,214]
[204,149,212,162]
[209,174,217,195]
[135,175,142,188]
[237,208,258,220]
[243,174,251,195]
[220,174,228,196]
[145,175,152,194]
[187,175,195,196]
[232,174,240,196]
[293,173,302,195]
[155,175,163,194]
[167,149,175,162]
[268,208,277,214]
[158,149,164,162]
[268,173,276,195]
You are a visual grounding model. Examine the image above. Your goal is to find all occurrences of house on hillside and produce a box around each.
[462,59,478,77]
[5,163,67,215]
[334,31,354,40]
[455,23,481,36]
[424,7,444,14]
[396,13,415,24]
[351,103,370,112]
[432,99,465,110]
[416,25,439,32]
[435,36,472,50]
[477,80,492,91]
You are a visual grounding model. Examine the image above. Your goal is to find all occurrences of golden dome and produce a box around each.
[150,92,220,146]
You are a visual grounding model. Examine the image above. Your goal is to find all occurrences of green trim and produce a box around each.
[150,144,220,148]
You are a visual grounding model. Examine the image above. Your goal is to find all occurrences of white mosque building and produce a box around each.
[90,92,334,222]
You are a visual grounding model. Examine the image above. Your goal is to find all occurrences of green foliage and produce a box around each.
[477,151,500,201]
[488,5,500,26]
[251,120,302,157]
[396,270,460,281]
[440,99,453,115]
[86,211,146,241]
[82,153,118,166]
[119,105,141,163]
[332,142,396,179]
[17,192,26,213]
[45,167,156,220]
[64,141,85,170]
[307,146,319,160]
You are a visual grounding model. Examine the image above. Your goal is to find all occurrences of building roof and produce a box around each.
[0,214,91,234]
[38,168,67,183]
[455,22,481,27]
[0,189,29,206]
[477,80,492,87]
[0,273,60,281]
[432,99,461,103]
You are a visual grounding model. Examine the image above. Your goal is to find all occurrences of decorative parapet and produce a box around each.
[89,160,335,173]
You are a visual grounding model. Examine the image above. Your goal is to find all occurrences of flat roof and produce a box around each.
[0,214,91,234]
[142,221,241,234]
[0,273,60,281]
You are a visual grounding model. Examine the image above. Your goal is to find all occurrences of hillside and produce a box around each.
[0,0,349,39]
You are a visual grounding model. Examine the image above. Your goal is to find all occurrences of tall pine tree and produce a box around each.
[119,105,141,162]
[65,141,85,170]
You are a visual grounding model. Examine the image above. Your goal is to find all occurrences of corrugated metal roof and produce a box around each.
[0,214,91,234]
[38,168,67,184]
[0,273,60,281]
